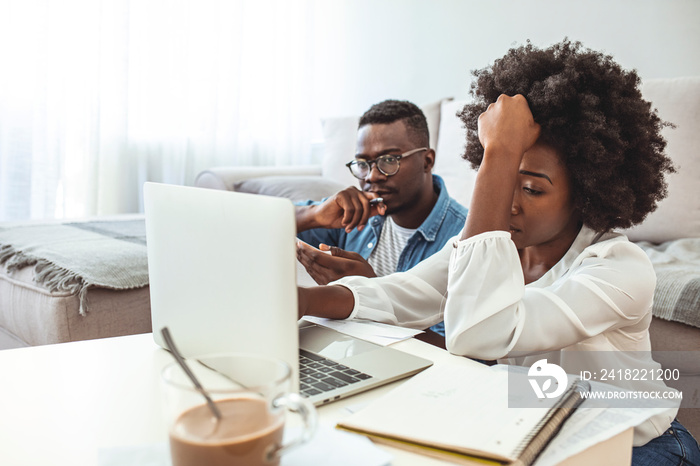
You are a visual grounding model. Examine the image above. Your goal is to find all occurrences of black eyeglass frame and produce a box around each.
[345,147,428,179]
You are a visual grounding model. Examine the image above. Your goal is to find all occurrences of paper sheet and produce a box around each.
[302,315,424,346]
[535,399,673,465]
[489,365,675,466]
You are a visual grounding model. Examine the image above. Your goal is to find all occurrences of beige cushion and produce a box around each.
[649,317,700,380]
[648,317,700,434]
[423,97,448,151]
[624,77,700,242]
[0,263,152,346]
[433,98,476,209]
[320,115,361,187]
[319,98,451,188]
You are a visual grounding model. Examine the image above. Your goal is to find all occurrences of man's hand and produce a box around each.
[297,241,377,285]
[296,187,386,233]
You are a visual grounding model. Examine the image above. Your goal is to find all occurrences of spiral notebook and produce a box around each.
[337,364,589,466]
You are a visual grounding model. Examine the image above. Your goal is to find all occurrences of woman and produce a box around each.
[298,40,699,464]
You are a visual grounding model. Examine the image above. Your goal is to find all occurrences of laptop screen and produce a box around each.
[144,182,300,387]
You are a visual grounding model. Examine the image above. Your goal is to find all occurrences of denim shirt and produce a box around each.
[296,175,468,336]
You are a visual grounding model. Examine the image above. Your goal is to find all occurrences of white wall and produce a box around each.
[310,0,700,118]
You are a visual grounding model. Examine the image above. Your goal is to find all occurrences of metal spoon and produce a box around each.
[161,327,222,421]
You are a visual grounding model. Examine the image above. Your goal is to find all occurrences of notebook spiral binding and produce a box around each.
[512,379,591,466]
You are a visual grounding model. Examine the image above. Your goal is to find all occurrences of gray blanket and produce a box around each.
[637,238,700,329]
[0,217,148,315]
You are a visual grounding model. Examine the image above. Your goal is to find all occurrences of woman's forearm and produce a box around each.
[297,285,354,319]
[460,94,540,241]
[462,150,520,240]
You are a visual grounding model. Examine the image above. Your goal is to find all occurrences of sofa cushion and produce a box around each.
[623,77,700,243]
[433,98,476,209]
[319,98,451,188]
[234,176,346,202]
[319,116,360,188]
[0,251,151,346]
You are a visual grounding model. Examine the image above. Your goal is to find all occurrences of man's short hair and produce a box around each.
[359,100,430,148]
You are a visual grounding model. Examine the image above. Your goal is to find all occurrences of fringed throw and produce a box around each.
[0,217,149,316]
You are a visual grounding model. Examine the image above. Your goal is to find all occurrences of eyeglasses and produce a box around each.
[345,147,428,179]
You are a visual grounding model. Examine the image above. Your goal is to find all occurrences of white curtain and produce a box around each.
[0,0,320,221]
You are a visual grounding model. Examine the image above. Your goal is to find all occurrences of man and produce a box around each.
[295,99,468,337]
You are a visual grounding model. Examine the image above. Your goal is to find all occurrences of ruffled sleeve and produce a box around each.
[444,230,656,359]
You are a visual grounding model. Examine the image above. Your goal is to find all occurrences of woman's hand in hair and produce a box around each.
[477,94,541,160]
[462,95,541,241]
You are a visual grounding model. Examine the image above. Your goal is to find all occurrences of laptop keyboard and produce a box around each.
[299,349,373,397]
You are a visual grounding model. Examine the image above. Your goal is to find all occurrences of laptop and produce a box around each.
[144,182,432,406]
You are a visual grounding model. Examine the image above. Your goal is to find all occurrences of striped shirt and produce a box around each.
[367,216,417,277]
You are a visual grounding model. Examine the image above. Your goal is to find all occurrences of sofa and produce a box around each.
[0,215,152,349]
[195,77,700,435]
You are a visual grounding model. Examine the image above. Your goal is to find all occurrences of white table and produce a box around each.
[0,333,631,465]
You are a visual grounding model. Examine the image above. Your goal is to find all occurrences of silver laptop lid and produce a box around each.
[144,182,299,386]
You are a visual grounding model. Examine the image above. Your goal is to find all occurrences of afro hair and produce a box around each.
[458,39,675,232]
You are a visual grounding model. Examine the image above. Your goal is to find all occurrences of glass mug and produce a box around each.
[161,353,317,466]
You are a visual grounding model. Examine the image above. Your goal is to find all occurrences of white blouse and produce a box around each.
[334,226,678,445]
